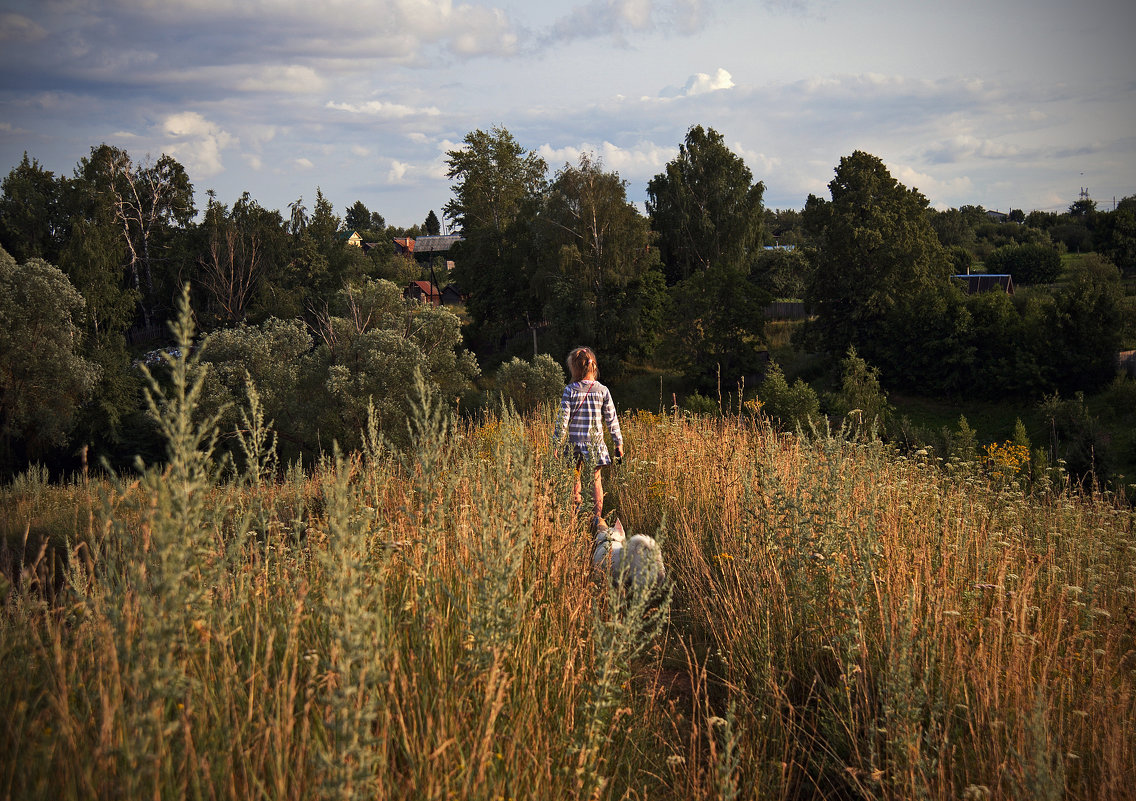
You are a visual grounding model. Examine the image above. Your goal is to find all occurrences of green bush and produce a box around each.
[825,347,892,439]
[681,391,720,416]
[494,353,565,413]
[754,360,819,430]
[199,278,480,459]
[985,242,1062,284]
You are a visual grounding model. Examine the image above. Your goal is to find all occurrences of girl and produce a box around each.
[554,346,624,525]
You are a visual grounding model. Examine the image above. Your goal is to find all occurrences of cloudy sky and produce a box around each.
[1,0,1133,227]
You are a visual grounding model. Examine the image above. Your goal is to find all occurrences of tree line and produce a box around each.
[1,129,1133,478]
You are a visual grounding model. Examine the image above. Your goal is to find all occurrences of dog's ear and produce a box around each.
[613,519,625,536]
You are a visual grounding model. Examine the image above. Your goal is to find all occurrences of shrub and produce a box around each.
[985,242,1062,284]
[826,347,892,439]
[752,360,819,430]
[681,391,720,416]
[494,353,565,413]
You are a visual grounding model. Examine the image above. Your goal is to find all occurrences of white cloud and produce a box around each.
[235,65,325,94]
[161,112,236,176]
[326,100,441,118]
[294,157,314,170]
[448,6,518,57]
[731,142,780,177]
[924,135,1023,165]
[893,164,974,205]
[241,125,278,150]
[654,67,734,100]
[683,67,733,96]
[537,140,674,180]
[388,160,411,184]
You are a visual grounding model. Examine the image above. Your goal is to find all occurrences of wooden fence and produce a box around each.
[127,323,167,346]
[762,301,809,320]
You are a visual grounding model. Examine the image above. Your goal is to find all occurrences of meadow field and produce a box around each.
[1,343,1134,800]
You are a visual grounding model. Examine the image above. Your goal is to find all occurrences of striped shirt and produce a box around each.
[554,380,623,466]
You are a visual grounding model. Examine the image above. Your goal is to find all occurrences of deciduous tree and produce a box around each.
[647,126,769,384]
[1099,195,1136,276]
[646,125,765,284]
[0,153,66,264]
[75,145,195,327]
[534,154,665,370]
[197,191,289,325]
[444,126,547,352]
[802,150,950,359]
[0,248,100,469]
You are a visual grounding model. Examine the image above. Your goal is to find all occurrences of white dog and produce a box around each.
[592,518,666,594]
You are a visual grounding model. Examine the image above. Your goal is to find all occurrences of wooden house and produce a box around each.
[413,235,463,256]
[440,284,468,306]
[404,280,441,306]
[337,230,363,248]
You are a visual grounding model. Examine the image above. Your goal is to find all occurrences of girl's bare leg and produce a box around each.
[572,463,583,517]
[592,468,604,521]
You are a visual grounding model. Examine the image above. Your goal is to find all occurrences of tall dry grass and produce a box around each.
[1,297,1133,799]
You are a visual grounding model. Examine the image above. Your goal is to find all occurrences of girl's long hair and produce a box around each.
[566,347,598,382]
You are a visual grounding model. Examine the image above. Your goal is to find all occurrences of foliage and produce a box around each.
[802,150,951,359]
[985,241,1062,284]
[345,199,384,234]
[946,244,973,275]
[1037,391,1110,483]
[929,207,976,250]
[681,391,720,415]
[0,248,101,469]
[0,152,66,264]
[445,126,548,352]
[534,153,667,370]
[494,353,565,413]
[198,317,313,460]
[646,125,766,284]
[1049,254,1124,393]
[664,261,769,387]
[1098,195,1136,276]
[195,190,290,326]
[754,245,810,299]
[825,346,892,439]
[201,279,479,458]
[972,219,1051,258]
[646,127,770,386]
[763,207,805,247]
[75,144,196,326]
[749,360,819,430]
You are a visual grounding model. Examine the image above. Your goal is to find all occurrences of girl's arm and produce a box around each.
[602,388,623,457]
[552,385,572,448]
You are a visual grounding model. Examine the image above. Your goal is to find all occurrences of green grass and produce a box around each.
[889,392,1040,443]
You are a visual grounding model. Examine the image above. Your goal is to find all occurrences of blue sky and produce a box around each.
[1,0,1133,227]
